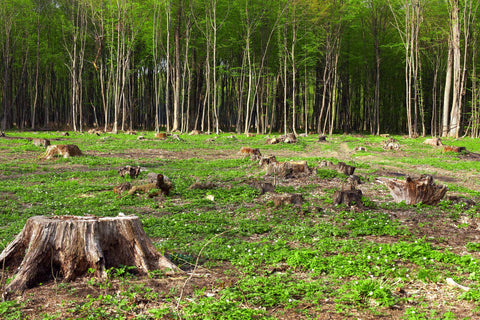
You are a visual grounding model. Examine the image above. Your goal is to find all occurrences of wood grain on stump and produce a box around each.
[0,215,179,296]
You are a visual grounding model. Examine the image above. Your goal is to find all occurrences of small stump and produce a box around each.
[239,147,262,160]
[272,193,304,207]
[382,138,400,151]
[376,175,447,205]
[155,132,167,140]
[424,137,442,147]
[42,145,83,159]
[333,189,364,207]
[0,215,179,297]
[337,162,356,175]
[118,165,141,178]
[32,138,51,148]
[265,161,312,179]
[444,146,466,153]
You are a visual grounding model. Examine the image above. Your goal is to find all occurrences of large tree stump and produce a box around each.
[0,215,179,297]
[376,175,447,205]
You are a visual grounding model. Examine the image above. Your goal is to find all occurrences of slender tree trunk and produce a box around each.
[442,40,453,136]
[291,13,297,136]
[172,5,182,132]
[449,0,461,137]
[32,14,41,130]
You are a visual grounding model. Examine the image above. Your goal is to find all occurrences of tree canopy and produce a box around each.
[0,0,479,136]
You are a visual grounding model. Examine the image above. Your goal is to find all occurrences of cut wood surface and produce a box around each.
[0,215,179,297]
[376,175,447,205]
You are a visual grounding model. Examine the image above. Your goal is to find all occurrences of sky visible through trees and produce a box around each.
[0,0,479,137]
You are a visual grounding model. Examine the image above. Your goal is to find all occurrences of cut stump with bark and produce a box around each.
[333,189,364,208]
[265,160,312,179]
[376,175,447,205]
[0,215,179,297]
[118,165,141,178]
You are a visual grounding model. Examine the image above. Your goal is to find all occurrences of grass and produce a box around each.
[1,131,480,319]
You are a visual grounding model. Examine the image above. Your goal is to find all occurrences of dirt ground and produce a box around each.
[2,137,480,319]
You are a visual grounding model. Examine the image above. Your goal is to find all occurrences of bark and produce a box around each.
[449,0,461,137]
[442,41,453,136]
[376,175,447,205]
[172,4,182,132]
[0,215,179,297]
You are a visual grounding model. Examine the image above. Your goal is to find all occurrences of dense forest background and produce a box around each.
[0,0,478,136]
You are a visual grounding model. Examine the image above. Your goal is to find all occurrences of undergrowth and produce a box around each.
[0,132,479,319]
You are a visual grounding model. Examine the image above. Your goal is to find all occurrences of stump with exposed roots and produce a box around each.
[376,175,447,205]
[0,215,179,298]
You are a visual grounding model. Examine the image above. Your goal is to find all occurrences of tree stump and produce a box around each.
[42,145,83,160]
[265,161,311,178]
[333,189,364,207]
[118,165,141,178]
[443,146,466,153]
[272,193,304,207]
[259,155,278,167]
[0,215,179,297]
[423,137,442,147]
[32,138,51,148]
[336,162,356,175]
[382,138,400,150]
[250,181,275,194]
[376,175,447,205]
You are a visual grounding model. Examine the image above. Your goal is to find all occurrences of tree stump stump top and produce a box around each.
[0,215,179,298]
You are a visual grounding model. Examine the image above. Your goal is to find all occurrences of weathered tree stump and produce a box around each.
[189,130,202,135]
[382,138,400,151]
[118,165,141,178]
[333,189,364,207]
[32,138,51,148]
[443,145,466,153]
[278,133,297,143]
[127,174,173,197]
[265,161,311,179]
[318,135,327,142]
[266,137,280,145]
[113,182,132,195]
[259,155,278,167]
[423,137,442,147]
[42,145,83,160]
[376,175,447,205]
[336,162,356,175]
[155,132,167,139]
[272,193,304,207]
[0,215,179,297]
[188,181,216,190]
[250,181,275,194]
[239,147,262,160]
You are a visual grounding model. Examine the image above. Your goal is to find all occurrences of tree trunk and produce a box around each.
[442,40,453,136]
[449,0,461,137]
[0,215,179,298]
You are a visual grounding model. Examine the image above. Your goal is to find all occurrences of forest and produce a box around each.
[0,0,479,137]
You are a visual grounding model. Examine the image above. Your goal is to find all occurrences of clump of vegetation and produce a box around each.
[0,133,479,319]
